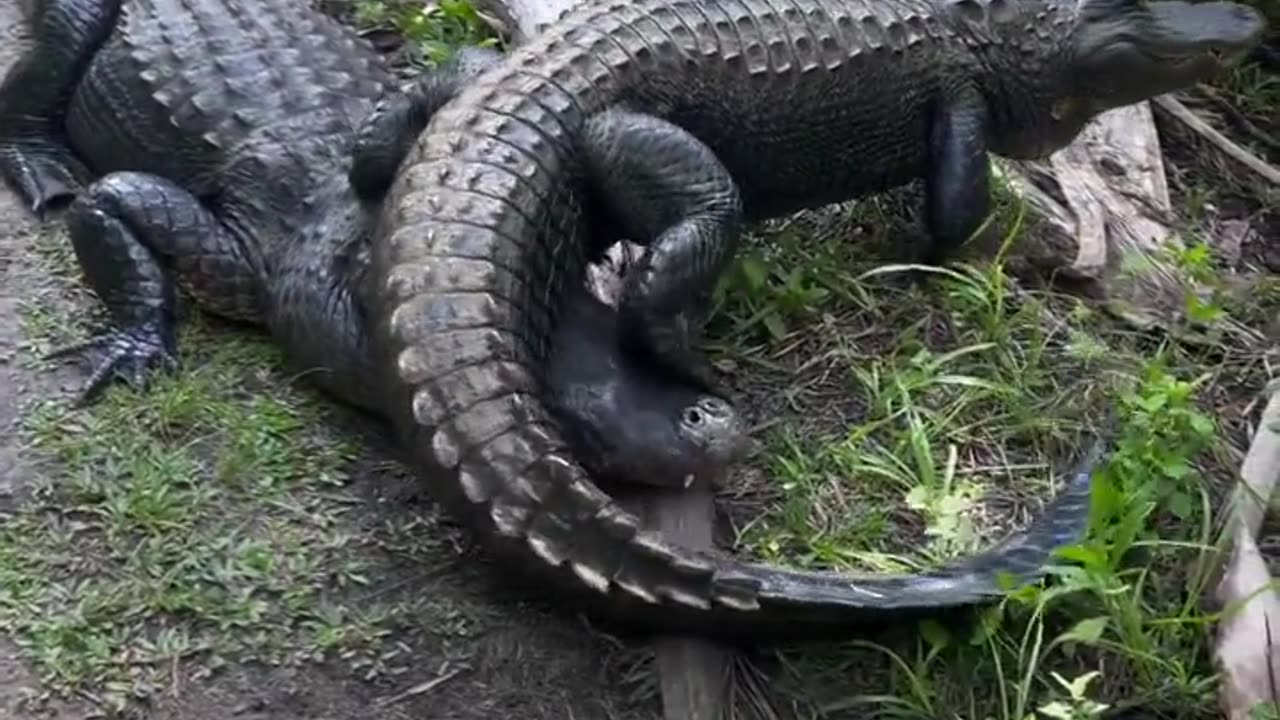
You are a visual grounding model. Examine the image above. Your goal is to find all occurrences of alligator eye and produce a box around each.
[684,407,703,425]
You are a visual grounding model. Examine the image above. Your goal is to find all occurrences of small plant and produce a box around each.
[352,0,499,66]
[1035,671,1110,720]
[1250,702,1280,720]
[711,248,832,341]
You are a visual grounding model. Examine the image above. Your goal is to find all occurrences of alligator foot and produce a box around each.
[45,324,177,406]
[922,85,991,267]
[0,144,89,217]
[579,107,743,395]
[0,0,121,215]
[54,171,259,405]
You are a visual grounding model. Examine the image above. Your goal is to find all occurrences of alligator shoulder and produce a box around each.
[368,0,1264,637]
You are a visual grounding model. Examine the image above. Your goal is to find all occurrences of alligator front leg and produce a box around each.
[921,85,991,266]
[0,0,119,215]
[348,46,504,201]
[50,171,259,406]
[579,108,743,395]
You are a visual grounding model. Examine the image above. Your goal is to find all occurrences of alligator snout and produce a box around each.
[1151,1,1267,51]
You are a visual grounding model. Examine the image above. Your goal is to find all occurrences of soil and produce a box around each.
[0,5,661,719]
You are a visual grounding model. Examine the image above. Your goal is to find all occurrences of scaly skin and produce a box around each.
[0,0,755,490]
[368,0,1264,639]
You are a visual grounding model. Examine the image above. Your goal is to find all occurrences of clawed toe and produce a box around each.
[45,326,176,407]
[0,145,88,219]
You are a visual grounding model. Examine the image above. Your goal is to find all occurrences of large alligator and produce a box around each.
[0,0,756,490]
[366,0,1264,639]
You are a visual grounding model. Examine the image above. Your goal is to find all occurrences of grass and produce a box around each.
[694,106,1277,715]
[701,200,1256,716]
[0,229,424,715]
[349,0,500,66]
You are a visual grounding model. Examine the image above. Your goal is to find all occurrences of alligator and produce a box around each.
[365,0,1264,639]
[0,0,756,491]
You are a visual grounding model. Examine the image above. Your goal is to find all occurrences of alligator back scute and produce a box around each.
[66,0,396,188]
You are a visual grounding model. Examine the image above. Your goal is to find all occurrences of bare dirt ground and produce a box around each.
[0,5,662,719]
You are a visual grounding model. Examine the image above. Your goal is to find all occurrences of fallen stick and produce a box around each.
[1224,383,1280,544]
[644,484,732,720]
[1152,94,1280,187]
[1213,384,1280,720]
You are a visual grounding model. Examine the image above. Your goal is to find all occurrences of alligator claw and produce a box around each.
[45,325,177,407]
[0,147,86,219]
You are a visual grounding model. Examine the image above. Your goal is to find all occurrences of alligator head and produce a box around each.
[992,0,1265,157]
[551,364,758,490]
[548,244,758,490]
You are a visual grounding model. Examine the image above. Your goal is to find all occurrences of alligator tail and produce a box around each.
[369,0,1105,642]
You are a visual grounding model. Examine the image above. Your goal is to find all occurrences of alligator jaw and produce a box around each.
[1072,0,1266,107]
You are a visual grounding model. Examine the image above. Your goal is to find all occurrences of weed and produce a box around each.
[711,188,1238,716]
[0,315,412,713]
[351,0,499,66]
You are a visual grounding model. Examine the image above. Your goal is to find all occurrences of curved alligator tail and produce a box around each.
[369,0,1105,642]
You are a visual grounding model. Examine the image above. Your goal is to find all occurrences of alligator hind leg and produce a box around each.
[921,86,991,266]
[578,108,743,395]
[50,171,259,406]
[348,46,504,201]
[0,0,120,215]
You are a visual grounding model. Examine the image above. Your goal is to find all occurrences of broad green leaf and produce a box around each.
[1057,617,1108,646]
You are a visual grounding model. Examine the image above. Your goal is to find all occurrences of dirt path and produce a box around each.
[0,5,659,719]
[0,6,98,718]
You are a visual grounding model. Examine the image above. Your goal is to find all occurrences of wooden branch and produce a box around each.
[645,485,732,720]
[994,100,1194,331]
[1213,385,1280,720]
[1152,94,1280,186]
[1226,383,1280,543]
[471,0,580,44]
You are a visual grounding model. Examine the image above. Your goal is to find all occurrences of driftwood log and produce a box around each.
[992,103,1190,329]
[1212,384,1280,720]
